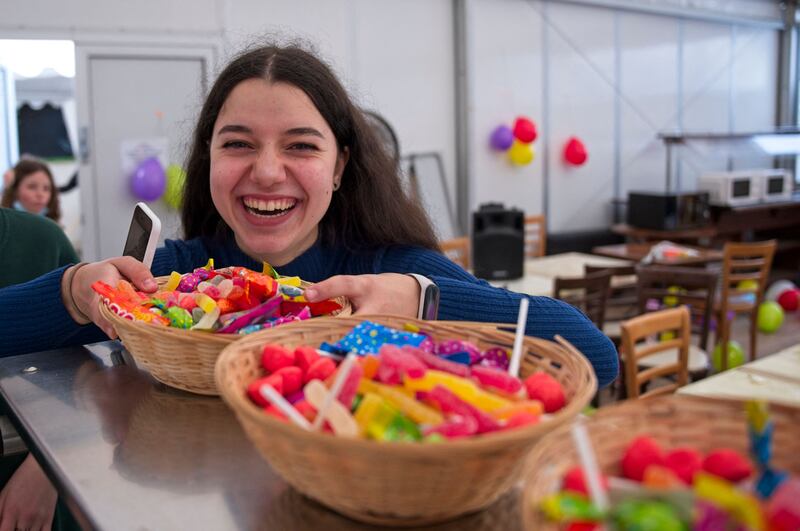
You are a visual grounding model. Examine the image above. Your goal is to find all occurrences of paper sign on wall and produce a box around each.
[119,137,169,178]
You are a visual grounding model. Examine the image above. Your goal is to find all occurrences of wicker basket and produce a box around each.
[522,395,800,531]
[215,315,597,527]
[100,275,351,395]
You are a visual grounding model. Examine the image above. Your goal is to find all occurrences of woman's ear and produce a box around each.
[334,147,350,189]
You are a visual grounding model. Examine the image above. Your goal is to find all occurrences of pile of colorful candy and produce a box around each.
[93,261,343,335]
[540,401,799,530]
[245,321,568,441]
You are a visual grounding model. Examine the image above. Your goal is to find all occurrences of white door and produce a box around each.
[76,44,214,261]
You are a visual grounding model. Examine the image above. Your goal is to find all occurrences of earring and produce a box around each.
[333,181,341,191]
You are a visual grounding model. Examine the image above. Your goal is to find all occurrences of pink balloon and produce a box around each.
[564,137,588,166]
[130,157,166,201]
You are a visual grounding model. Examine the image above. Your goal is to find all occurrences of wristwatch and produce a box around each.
[407,274,440,320]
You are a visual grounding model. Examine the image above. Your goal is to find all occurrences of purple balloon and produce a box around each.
[489,125,514,151]
[130,157,166,201]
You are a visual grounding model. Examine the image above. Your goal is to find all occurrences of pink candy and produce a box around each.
[376,345,427,384]
[426,385,499,434]
[471,365,522,395]
[403,346,471,378]
[436,340,482,364]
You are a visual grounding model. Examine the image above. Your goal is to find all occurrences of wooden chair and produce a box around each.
[524,215,546,258]
[439,237,470,269]
[584,264,638,341]
[620,306,691,400]
[715,240,776,370]
[553,271,612,330]
[634,265,717,380]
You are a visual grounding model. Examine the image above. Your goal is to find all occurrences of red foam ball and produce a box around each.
[513,116,538,143]
[273,366,303,395]
[247,374,283,406]
[777,288,799,312]
[523,372,566,413]
[702,448,753,482]
[621,436,664,482]
[663,447,703,485]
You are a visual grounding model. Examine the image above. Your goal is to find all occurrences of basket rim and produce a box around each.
[215,314,598,453]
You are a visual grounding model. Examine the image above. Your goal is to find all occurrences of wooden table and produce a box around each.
[490,252,632,296]
[677,343,800,407]
[611,223,718,244]
[592,243,724,266]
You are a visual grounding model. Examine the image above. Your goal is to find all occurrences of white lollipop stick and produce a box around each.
[259,384,311,431]
[508,297,529,377]
[571,420,609,512]
[311,354,358,431]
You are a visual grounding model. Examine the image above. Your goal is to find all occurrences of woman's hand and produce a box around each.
[0,454,57,531]
[63,257,157,338]
[304,273,420,317]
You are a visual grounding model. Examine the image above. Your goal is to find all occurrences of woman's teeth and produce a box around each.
[243,198,297,217]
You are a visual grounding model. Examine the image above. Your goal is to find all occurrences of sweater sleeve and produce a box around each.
[377,246,619,388]
[0,266,106,357]
[0,241,207,358]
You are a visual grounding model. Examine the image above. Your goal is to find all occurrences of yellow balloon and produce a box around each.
[164,164,186,209]
[508,140,534,165]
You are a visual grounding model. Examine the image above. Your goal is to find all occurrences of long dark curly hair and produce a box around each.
[181,43,439,252]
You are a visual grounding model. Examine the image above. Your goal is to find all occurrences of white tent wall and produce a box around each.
[465,0,780,234]
[0,0,785,244]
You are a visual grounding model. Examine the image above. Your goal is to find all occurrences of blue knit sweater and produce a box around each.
[0,238,618,387]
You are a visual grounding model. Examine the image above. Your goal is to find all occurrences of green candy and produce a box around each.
[613,500,686,531]
[165,306,193,329]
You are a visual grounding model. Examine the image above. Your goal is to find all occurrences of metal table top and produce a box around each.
[0,342,523,531]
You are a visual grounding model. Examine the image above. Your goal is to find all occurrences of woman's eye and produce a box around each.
[222,140,251,149]
[289,142,317,151]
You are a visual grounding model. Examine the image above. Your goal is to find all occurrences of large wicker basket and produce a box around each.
[100,275,350,395]
[522,395,800,530]
[215,315,597,527]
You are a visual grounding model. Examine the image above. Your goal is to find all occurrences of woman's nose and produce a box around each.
[251,146,287,186]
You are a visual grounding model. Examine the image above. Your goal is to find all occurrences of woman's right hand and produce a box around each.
[65,257,157,338]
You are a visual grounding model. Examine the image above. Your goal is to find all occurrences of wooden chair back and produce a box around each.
[635,265,717,352]
[524,215,546,258]
[439,237,470,269]
[553,271,611,330]
[620,306,691,400]
[584,264,638,323]
[717,240,776,367]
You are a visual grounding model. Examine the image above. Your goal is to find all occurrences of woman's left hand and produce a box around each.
[304,274,419,317]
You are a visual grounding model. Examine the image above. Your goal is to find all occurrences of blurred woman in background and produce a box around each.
[1,159,62,224]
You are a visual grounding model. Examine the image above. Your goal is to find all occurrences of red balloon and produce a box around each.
[777,288,799,312]
[564,137,588,166]
[513,117,537,144]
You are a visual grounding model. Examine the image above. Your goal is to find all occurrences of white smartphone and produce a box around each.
[122,202,161,269]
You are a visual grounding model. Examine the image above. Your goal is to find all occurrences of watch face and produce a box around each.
[422,284,440,320]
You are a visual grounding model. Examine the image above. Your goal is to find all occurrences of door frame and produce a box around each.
[75,41,216,260]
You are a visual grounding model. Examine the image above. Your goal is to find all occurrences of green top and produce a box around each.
[0,207,79,288]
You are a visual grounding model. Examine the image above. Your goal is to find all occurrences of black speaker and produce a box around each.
[471,203,524,280]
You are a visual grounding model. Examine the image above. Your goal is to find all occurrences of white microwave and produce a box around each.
[698,170,761,206]
[759,169,794,202]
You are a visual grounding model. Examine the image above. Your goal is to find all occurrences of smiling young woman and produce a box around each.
[1,43,618,388]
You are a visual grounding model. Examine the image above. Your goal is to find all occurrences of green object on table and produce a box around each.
[757,301,784,334]
[712,341,744,372]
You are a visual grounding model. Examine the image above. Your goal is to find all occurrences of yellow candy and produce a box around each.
[164,271,182,291]
[403,370,511,412]
[193,293,217,314]
[202,258,214,270]
[363,380,443,425]
[745,400,769,433]
[276,276,301,287]
[354,393,397,439]
[694,473,765,531]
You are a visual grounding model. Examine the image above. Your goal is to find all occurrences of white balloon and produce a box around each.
[764,280,798,301]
